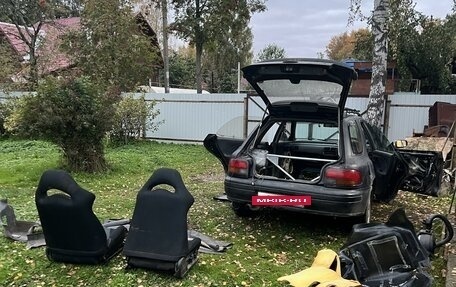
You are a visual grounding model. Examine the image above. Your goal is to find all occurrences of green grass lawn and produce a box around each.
[0,139,451,286]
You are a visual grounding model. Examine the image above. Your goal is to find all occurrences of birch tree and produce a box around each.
[351,0,389,127]
[366,0,389,127]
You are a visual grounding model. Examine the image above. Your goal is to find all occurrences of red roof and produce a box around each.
[38,17,81,74]
[0,17,81,75]
[0,22,33,57]
[0,16,162,78]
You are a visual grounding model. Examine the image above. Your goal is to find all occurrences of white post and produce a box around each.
[237,61,241,94]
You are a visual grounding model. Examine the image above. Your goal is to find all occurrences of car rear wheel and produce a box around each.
[363,195,371,223]
[351,192,371,224]
[231,202,258,217]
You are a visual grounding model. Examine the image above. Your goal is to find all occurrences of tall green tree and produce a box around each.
[352,29,374,60]
[203,8,256,93]
[170,0,266,93]
[168,48,196,89]
[63,0,159,93]
[256,43,286,62]
[397,17,456,94]
[387,0,456,94]
[349,0,456,121]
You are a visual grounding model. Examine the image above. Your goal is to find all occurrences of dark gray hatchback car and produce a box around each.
[204,59,443,223]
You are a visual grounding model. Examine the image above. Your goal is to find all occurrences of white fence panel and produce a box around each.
[2,91,455,143]
[138,93,371,142]
[388,93,456,141]
[134,93,246,142]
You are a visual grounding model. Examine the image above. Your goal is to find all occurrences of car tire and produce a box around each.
[174,257,188,278]
[362,195,371,223]
[351,192,371,224]
[231,202,258,217]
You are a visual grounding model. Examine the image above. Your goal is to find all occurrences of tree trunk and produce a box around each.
[195,0,203,94]
[195,40,203,93]
[29,40,39,89]
[63,142,107,172]
[162,0,170,93]
[364,0,389,128]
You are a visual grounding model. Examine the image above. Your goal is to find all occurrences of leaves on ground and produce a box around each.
[0,139,452,286]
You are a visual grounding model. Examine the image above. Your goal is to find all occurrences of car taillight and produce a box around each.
[324,167,362,187]
[228,158,249,178]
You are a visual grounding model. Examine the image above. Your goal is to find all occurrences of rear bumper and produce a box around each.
[225,176,370,217]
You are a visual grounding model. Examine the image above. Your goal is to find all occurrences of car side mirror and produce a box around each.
[394,140,408,148]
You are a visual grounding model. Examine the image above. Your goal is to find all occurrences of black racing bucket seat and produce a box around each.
[123,168,200,278]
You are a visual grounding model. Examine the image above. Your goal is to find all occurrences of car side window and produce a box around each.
[348,121,363,154]
[260,122,280,144]
[360,122,374,152]
[361,122,393,153]
[295,122,310,140]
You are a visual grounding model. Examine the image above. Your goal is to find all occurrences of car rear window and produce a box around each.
[257,79,343,104]
[295,122,338,142]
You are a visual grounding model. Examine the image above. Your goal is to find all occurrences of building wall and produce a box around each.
[348,61,397,97]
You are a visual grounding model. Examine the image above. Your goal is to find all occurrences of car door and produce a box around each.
[361,122,407,202]
[396,149,443,196]
[203,134,245,172]
[362,122,443,198]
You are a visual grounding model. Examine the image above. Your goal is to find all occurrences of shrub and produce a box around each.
[0,100,12,136]
[5,77,117,172]
[109,94,162,144]
[1,95,31,137]
[0,102,7,136]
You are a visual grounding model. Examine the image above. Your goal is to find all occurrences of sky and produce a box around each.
[250,0,454,58]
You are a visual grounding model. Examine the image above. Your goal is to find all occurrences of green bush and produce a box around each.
[5,77,117,172]
[0,95,30,137]
[0,102,6,135]
[0,100,11,136]
[109,94,162,144]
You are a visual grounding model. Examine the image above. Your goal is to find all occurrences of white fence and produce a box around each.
[137,93,370,142]
[3,91,456,142]
[387,93,456,141]
[137,93,247,142]
[140,92,456,142]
